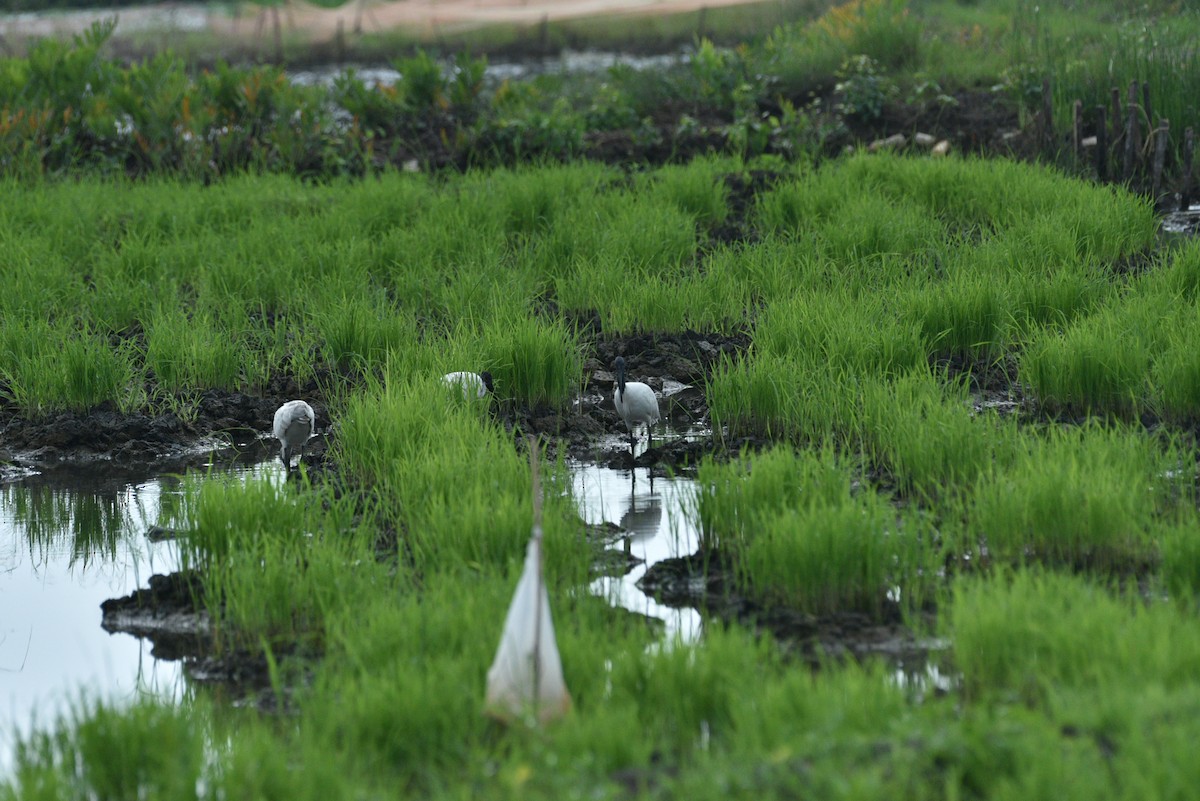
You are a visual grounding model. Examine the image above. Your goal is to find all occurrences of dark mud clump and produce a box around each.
[100,571,211,661]
[490,329,751,468]
[101,571,314,712]
[639,550,943,670]
[0,376,332,470]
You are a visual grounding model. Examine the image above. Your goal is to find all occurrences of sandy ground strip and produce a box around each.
[0,0,773,44]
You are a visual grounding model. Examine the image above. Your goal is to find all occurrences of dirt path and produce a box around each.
[0,0,772,45]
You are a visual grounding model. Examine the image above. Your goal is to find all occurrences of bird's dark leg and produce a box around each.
[629,428,636,461]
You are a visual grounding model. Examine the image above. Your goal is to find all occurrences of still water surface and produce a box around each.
[0,447,280,770]
[571,460,702,643]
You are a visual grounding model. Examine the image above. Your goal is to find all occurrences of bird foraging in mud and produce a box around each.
[442,371,495,399]
[273,400,316,474]
[612,356,660,459]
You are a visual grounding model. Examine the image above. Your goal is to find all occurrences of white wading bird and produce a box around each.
[273,400,316,474]
[612,356,660,459]
[441,370,495,399]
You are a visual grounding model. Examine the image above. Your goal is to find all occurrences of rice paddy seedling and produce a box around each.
[308,567,618,786]
[605,623,771,754]
[588,192,699,275]
[900,270,1009,360]
[316,295,419,374]
[696,445,931,615]
[1159,513,1200,602]
[829,153,1158,257]
[728,658,911,752]
[697,445,854,550]
[478,314,581,408]
[710,239,838,301]
[306,583,503,780]
[335,374,586,577]
[487,162,612,242]
[639,156,735,229]
[375,204,512,321]
[960,424,1180,570]
[1145,239,1200,300]
[1007,262,1111,336]
[861,369,1016,499]
[202,726,354,801]
[815,192,948,268]
[0,318,138,415]
[738,497,930,615]
[144,306,244,393]
[1149,311,1200,422]
[707,354,863,443]
[173,471,381,644]
[753,170,850,238]
[7,696,205,801]
[1020,295,1166,416]
[753,290,927,376]
[946,569,1200,701]
[575,255,755,333]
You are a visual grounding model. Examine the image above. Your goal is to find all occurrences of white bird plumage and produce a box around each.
[612,356,660,458]
[273,399,316,473]
[442,370,495,399]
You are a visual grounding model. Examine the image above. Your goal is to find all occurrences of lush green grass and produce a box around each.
[861,369,1018,499]
[953,424,1186,570]
[696,445,937,615]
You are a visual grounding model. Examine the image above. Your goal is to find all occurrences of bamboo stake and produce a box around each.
[1183,127,1196,210]
[1151,119,1169,205]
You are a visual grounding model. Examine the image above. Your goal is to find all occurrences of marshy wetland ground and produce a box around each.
[7,0,1200,798]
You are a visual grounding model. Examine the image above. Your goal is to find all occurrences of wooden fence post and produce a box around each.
[1072,99,1082,157]
[1096,106,1108,181]
[1041,78,1053,145]
[1151,119,1169,204]
[1182,127,1196,210]
[1124,102,1138,181]
[1110,87,1122,146]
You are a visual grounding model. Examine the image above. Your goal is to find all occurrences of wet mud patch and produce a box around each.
[100,571,211,660]
[101,571,314,712]
[0,379,333,470]
[639,550,944,671]
[492,329,750,468]
[703,169,787,249]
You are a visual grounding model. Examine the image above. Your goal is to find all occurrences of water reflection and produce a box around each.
[620,491,662,543]
[891,658,956,702]
[0,441,284,773]
[1161,203,1200,236]
[289,49,688,88]
[572,461,702,643]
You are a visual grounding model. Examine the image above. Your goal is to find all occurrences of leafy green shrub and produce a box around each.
[834,55,896,122]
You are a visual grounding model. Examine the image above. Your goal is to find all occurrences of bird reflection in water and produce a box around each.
[618,471,663,556]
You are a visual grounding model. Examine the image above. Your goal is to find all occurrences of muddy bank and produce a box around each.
[100,570,315,712]
[0,373,332,472]
[0,332,747,471]
[488,330,752,468]
[639,550,945,671]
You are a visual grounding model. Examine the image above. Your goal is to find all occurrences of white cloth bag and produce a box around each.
[485,528,572,724]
